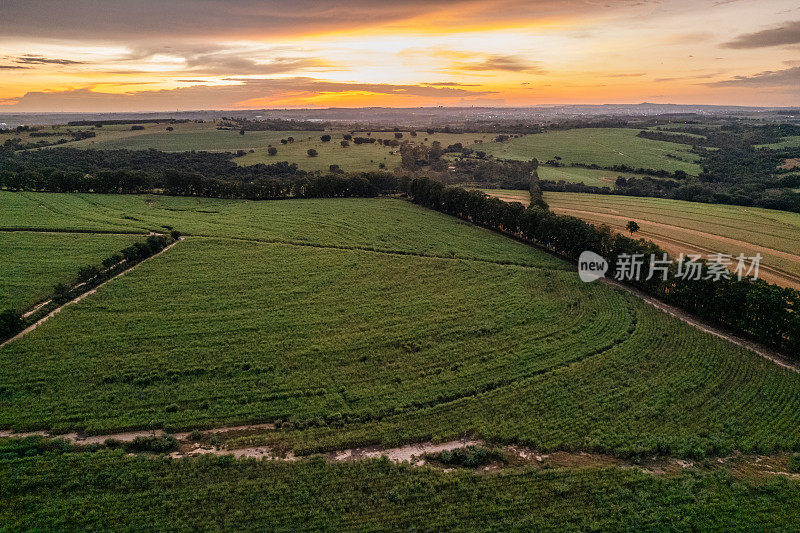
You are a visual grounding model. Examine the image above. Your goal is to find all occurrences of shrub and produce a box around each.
[433,446,502,467]
[125,435,178,453]
[0,309,23,339]
[307,149,318,157]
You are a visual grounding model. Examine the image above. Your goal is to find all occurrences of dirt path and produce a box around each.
[0,237,184,349]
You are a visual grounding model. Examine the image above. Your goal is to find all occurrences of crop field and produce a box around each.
[542,192,800,289]
[2,193,800,461]
[0,192,555,266]
[537,165,654,187]
[477,128,702,174]
[0,231,143,310]
[4,450,800,531]
[756,135,800,149]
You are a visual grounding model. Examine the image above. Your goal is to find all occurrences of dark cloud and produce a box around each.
[184,55,329,75]
[454,55,545,73]
[0,65,30,69]
[0,0,627,41]
[15,55,86,65]
[4,77,496,112]
[703,67,800,88]
[722,20,800,49]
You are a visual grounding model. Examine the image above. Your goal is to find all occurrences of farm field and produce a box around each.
[542,192,800,289]
[0,231,143,310]
[477,128,702,175]
[4,450,800,531]
[537,165,654,187]
[2,195,800,461]
[0,192,556,267]
[756,135,800,149]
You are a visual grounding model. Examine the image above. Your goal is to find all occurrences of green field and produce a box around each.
[756,135,800,149]
[4,450,800,531]
[477,128,702,174]
[0,231,143,310]
[2,193,800,461]
[51,120,497,172]
[537,165,654,187]
[542,192,800,289]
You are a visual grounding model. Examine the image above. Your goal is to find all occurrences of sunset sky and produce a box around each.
[1,0,799,111]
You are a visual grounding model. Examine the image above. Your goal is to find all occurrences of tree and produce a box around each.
[0,309,22,339]
[394,132,403,139]
[320,134,331,142]
[340,140,349,148]
[626,220,640,235]
[268,147,278,156]
[166,126,174,131]
[307,149,318,157]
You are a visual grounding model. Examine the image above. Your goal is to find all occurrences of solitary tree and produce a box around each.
[268,147,278,156]
[340,140,349,147]
[320,134,331,142]
[626,220,640,235]
[307,148,318,157]
[239,129,245,135]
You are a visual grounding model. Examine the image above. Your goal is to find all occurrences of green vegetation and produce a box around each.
[0,195,799,460]
[477,128,702,174]
[756,135,800,149]
[537,165,654,187]
[3,450,800,531]
[542,192,800,288]
[0,231,143,310]
[0,192,554,266]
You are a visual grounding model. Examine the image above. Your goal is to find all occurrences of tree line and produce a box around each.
[0,234,178,342]
[407,178,799,357]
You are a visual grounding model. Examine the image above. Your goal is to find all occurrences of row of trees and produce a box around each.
[1,234,178,342]
[407,178,799,356]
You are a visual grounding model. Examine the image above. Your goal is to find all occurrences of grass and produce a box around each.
[755,135,800,149]
[0,231,143,311]
[542,192,800,288]
[2,197,800,460]
[476,128,702,175]
[4,450,800,531]
[57,121,497,172]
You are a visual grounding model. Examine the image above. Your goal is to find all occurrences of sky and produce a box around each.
[1,0,799,112]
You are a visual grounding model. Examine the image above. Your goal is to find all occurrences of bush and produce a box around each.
[124,435,178,453]
[307,149,318,157]
[268,147,277,156]
[434,446,502,467]
[0,309,23,339]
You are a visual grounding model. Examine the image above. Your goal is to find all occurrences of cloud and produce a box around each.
[15,55,86,65]
[722,20,800,48]
[703,67,800,88]
[3,77,496,112]
[453,54,545,73]
[0,65,30,69]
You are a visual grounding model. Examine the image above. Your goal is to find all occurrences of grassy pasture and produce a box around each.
[542,192,800,289]
[4,451,800,531]
[57,120,497,172]
[2,197,800,460]
[0,231,143,310]
[477,128,702,174]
